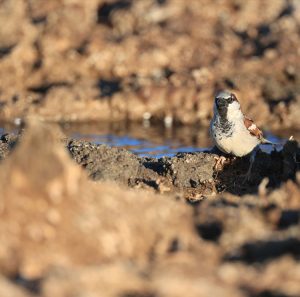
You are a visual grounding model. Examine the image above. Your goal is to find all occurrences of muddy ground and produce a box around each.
[1,125,299,199]
[0,121,299,296]
[1,0,300,296]
[0,0,300,129]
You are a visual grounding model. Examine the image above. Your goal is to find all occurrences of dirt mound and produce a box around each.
[0,0,299,129]
[0,120,299,296]
[1,126,299,199]
[0,120,197,279]
[67,135,300,198]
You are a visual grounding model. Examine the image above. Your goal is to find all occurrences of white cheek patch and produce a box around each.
[226,101,243,121]
[227,101,240,112]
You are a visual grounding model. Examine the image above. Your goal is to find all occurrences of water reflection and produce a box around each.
[62,122,291,158]
[63,122,212,158]
[0,122,297,158]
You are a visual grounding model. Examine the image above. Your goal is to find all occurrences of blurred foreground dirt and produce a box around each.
[0,120,299,297]
[1,0,300,296]
[0,0,300,129]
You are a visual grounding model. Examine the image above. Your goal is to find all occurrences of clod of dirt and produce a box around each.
[68,139,142,182]
[67,138,219,198]
[0,119,198,278]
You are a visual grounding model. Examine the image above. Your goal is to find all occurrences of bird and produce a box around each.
[210,90,273,180]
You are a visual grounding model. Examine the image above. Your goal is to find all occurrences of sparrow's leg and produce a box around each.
[243,146,259,183]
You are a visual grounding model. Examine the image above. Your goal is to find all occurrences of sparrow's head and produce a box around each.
[214,91,240,118]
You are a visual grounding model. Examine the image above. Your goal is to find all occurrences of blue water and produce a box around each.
[0,125,290,158]
[0,128,5,135]
[71,133,209,158]
[71,131,286,158]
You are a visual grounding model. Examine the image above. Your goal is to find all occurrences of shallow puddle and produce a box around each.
[62,122,291,158]
[62,122,211,158]
[0,122,295,158]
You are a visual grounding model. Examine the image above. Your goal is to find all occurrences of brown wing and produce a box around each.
[243,116,263,140]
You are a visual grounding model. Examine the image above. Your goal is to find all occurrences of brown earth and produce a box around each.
[1,0,300,296]
[0,0,300,129]
[1,124,299,198]
[0,120,299,296]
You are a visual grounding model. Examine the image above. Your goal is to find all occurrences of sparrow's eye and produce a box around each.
[228,96,234,103]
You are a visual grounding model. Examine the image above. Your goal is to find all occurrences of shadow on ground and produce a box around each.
[215,140,299,196]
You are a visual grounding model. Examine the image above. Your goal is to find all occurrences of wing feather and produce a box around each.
[243,116,263,140]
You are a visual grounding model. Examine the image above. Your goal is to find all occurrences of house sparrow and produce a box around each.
[210,91,272,179]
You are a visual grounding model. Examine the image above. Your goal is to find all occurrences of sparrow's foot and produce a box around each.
[242,148,258,184]
[213,156,228,171]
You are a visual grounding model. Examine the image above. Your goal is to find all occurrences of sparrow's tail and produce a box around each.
[260,137,274,145]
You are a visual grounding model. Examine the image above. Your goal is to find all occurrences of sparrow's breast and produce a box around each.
[211,117,260,157]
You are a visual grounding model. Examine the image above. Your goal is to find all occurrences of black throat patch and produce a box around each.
[217,104,228,119]
[214,106,234,137]
[213,92,238,138]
